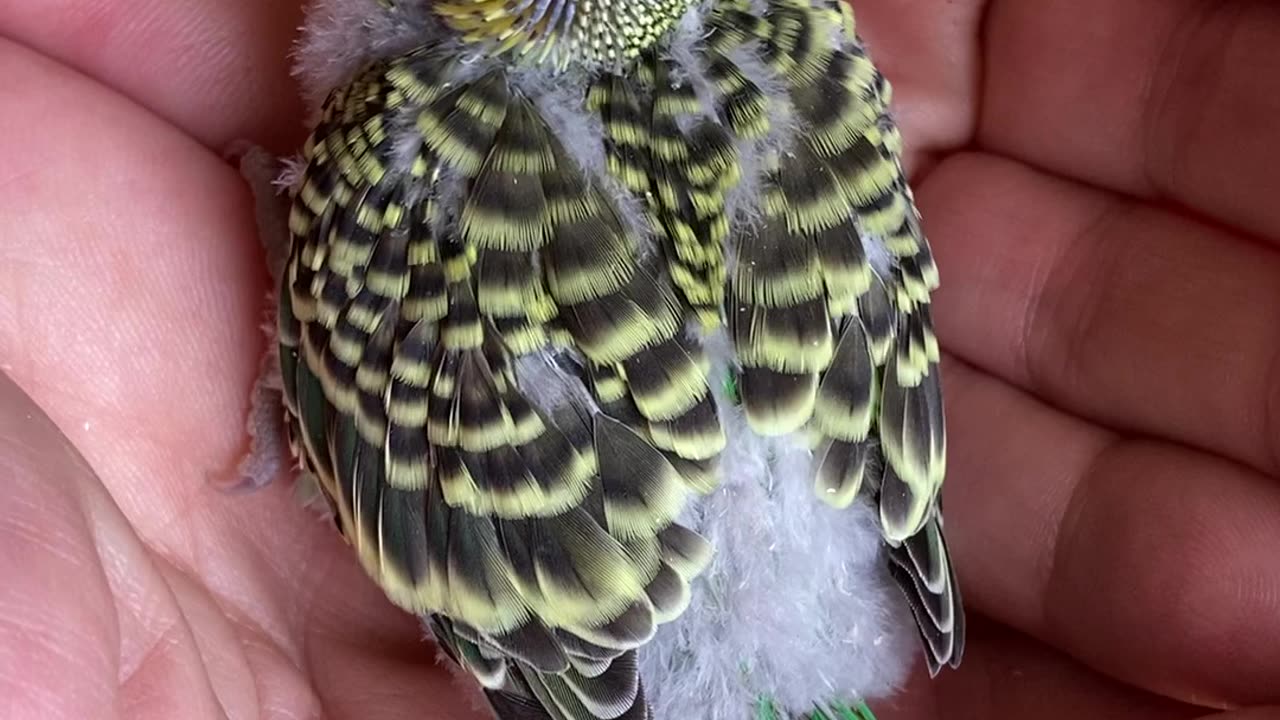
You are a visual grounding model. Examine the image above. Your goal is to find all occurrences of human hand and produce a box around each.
[0,3,486,718]
[1,2,1277,719]
[856,1,1280,718]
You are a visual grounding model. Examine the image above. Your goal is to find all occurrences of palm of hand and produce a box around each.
[1,2,1277,718]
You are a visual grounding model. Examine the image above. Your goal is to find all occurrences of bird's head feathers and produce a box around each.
[422,0,697,69]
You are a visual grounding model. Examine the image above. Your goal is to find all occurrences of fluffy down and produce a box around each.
[636,334,913,718]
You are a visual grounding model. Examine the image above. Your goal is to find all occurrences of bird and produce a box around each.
[270,0,964,717]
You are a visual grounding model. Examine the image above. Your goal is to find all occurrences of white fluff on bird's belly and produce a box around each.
[637,332,912,718]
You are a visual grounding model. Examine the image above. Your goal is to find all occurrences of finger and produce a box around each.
[0,37,269,541]
[307,593,494,720]
[0,0,305,151]
[886,616,1203,720]
[920,152,1280,478]
[980,0,1280,241]
[847,0,986,171]
[941,357,1280,707]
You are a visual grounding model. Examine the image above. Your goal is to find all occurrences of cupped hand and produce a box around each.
[1,2,1277,719]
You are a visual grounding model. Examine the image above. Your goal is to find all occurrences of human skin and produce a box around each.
[1,1,1278,718]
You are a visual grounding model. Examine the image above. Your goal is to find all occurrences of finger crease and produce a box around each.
[1261,332,1280,477]
[1022,193,1126,404]
[1141,1,1245,201]
[1041,429,1123,639]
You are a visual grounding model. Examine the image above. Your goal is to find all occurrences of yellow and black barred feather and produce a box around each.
[584,0,964,678]
[281,43,720,719]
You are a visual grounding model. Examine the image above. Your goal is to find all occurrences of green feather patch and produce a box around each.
[755,697,878,720]
[722,368,741,406]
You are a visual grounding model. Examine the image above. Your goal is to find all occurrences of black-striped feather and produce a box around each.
[281,3,966,719]
[754,0,962,676]
[886,514,966,676]
[581,0,965,680]
[279,53,730,720]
